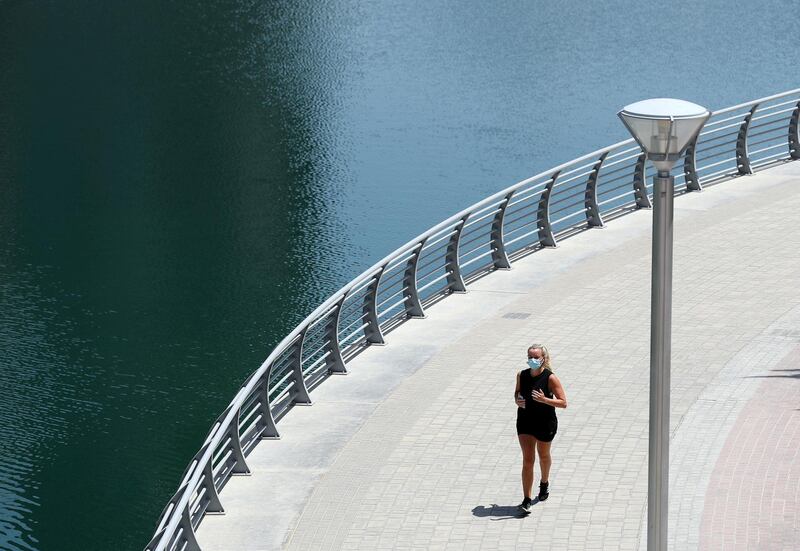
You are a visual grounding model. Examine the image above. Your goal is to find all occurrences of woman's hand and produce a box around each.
[531,389,549,404]
[515,395,526,408]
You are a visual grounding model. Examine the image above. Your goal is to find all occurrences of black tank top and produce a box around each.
[518,367,557,423]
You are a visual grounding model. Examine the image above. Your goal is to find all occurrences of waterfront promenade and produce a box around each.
[197,161,800,550]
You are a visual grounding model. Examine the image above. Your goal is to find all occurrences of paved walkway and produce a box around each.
[197,161,800,550]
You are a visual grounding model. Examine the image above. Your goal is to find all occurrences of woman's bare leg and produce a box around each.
[518,434,536,498]
[536,439,552,483]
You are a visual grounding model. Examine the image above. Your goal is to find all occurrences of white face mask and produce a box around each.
[527,357,543,369]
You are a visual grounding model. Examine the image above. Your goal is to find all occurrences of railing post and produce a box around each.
[144,529,166,551]
[537,171,559,247]
[179,507,201,551]
[202,458,224,513]
[633,152,652,209]
[290,330,312,404]
[789,101,800,160]
[228,414,250,474]
[490,192,514,269]
[259,376,280,439]
[403,240,426,318]
[736,104,758,175]
[325,295,347,374]
[585,152,607,227]
[362,268,386,344]
[445,215,468,293]
[683,136,702,191]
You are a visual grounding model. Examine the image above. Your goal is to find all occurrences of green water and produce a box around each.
[0,1,797,549]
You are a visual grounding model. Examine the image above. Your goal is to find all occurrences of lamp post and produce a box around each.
[618,99,709,551]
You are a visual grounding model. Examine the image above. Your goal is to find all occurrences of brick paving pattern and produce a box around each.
[197,162,800,550]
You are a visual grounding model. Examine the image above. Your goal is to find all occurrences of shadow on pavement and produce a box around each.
[472,500,540,521]
[744,368,800,379]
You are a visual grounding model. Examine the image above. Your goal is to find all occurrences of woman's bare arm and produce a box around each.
[531,373,568,408]
[547,374,567,408]
[514,371,525,407]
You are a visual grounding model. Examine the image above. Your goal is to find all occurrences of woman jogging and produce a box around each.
[514,344,567,514]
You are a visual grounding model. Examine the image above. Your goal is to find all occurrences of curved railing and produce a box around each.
[146,89,800,551]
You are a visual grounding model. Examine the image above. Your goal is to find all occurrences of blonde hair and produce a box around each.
[527,344,552,370]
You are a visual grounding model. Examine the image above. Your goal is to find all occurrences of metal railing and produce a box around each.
[145,89,800,551]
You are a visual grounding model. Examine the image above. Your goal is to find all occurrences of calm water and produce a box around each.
[0,1,796,549]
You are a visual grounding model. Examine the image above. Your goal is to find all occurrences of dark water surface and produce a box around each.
[0,1,796,549]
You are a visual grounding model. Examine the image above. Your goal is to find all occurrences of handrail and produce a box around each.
[146,88,800,551]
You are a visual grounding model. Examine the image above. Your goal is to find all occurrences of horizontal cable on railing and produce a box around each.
[383,253,417,275]
[751,151,790,167]
[749,116,793,133]
[462,206,503,228]
[419,228,459,252]
[271,382,296,405]
[504,180,551,207]
[344,275,380,301]
[303,305,340,332]
[267,368,295,394]
[339,313,369,335]
[700,120,747,137]
[551,209,588,226]
[749,143,788,157]
[503,204,542,228]
[598,189,636,208]
[604,144,641,160]
[460,240,492,260]
[462,199,507,221]
[378,296,411,317]
[504,227,542,248]
[695,135,739,153]
[704,111,750,128]
[596,174,635,194]
[750,110,796,127]
[748,136,788,149]
[556,158,603,180]
[416,268,447,288]
[598,178,636,197]
[339,323,370,346]
[697,156,738,172]
[376,300,407,320]
[238,404,261,433]
[698,166,738,182]
[300,339,333,365]
[417,271,453,294]
[412,257,444,281]
[597,157,637,176]
[754,97,800,112]
[460,248,498,270]
[458,229,492,250]
[551,167,595,189]
[549,200,584,218]
[548,186,588,208]
[504,204,541,227]
[503,219,542,239]
[748,123,792,141]
[376,286,409,310]
[694,141,738,160]
[148,89,800,551]
[712,89,800,116]
[336,298,370,327]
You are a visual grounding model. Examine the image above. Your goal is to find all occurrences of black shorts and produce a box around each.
[516,413,557,442]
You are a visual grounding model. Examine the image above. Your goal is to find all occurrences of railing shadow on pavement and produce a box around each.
[146,88,800,551]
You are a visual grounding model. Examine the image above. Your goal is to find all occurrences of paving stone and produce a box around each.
[197,162,800,550]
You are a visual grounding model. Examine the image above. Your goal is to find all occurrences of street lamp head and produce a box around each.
[618,98,710,172]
